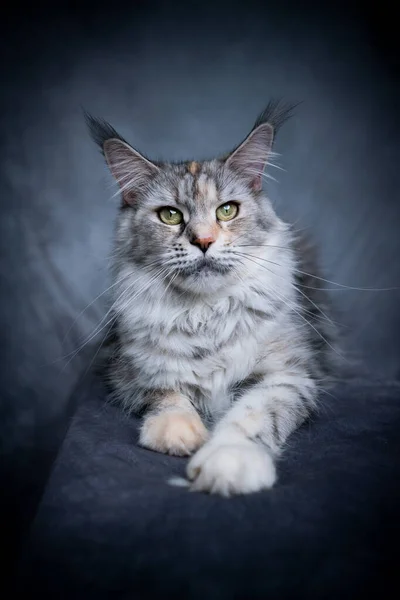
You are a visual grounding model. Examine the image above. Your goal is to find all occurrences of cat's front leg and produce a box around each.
[187,373,317,495]
[139,391,208,456]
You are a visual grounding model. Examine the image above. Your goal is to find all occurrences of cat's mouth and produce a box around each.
[179,257,232,277]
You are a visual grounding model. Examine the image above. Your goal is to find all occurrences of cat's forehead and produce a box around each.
[155,159,242,210]
[166,159,221,188]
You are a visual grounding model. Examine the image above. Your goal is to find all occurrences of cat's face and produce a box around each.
[115,159,280,294]
[87,103,293,295]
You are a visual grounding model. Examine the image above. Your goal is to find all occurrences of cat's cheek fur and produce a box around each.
[187,434,276,496]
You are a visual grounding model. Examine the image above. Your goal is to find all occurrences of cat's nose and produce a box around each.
[191,236,215,254]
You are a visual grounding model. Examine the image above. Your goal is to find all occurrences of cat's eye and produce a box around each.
[158,207,184,225]
[216,202,239,222]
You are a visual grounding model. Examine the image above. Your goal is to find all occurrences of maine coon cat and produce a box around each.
[86,101,337,496]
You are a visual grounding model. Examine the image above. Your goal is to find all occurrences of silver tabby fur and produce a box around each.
[87,101,337,496]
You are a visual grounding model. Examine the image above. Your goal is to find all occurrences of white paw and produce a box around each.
[186,439,276,496]
[139,410,208,456]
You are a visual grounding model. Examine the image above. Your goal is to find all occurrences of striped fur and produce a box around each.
[88,102,338,496]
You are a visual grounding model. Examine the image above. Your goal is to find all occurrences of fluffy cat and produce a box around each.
[86,101,337,496]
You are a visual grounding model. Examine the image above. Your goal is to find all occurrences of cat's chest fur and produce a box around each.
[119,283,278,412]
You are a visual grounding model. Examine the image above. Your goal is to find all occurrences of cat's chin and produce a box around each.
[173,268,234,295]
[170,258,235,295]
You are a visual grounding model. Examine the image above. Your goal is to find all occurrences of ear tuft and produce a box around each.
[225,99,299,191]
[252,99,299,137]
[84,110,128,155]
[84,110,159,204]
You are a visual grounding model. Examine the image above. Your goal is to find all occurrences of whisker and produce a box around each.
[79,317,119,380]
[235,250,399,291]
[60,312,119,372]
[236,243,293,251]
[61,271,133,347]
[58,265,168,367]
[235,253,345,360]
[62,265,166,371]
[294,269,399,292]
[233,250,343,326]
[76,265,160,346]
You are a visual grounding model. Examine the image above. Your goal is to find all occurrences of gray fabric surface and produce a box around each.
[16,372,400,599]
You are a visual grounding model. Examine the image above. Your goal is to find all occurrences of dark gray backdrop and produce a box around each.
[0,0,399,571]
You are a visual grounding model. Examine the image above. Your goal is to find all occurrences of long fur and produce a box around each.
[88,102,339,496]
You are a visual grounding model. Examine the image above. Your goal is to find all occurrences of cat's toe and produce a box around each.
[139,410,208,456]
[187,440,276,496]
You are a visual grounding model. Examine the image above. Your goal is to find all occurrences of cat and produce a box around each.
[86,101,338,496]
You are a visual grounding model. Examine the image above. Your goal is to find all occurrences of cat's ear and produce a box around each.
[85,112,158,205]
[225,123,273,192]
[225,100,297,191]
[103,139,159,204]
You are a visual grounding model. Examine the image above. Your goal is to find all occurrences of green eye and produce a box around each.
[158,207,184,225]
[216,202,239,221]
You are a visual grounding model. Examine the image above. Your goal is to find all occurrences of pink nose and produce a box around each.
[191,236,215,254]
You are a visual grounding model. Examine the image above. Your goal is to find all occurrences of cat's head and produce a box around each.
[87,102,295,295]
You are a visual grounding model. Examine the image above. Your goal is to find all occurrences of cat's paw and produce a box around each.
[186,440,276,496]
[139,410,208,456]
